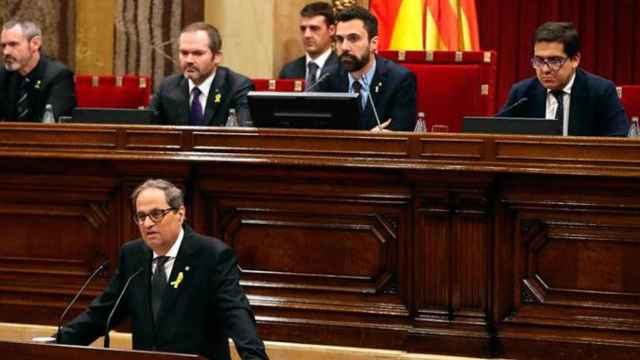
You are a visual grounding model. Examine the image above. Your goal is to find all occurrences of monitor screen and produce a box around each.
[63,107,154,125]
[462,116,562,135]
[248,91,361,130]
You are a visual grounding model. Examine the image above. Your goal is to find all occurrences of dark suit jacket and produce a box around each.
[0,55,76,122]
[497,68,629,136]
[278,51,339,81]
[58,226,268,360]
[320,55,417,131]
[149,67,254,126]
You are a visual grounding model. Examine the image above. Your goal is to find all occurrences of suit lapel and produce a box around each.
[171,77,190,125]
[568,69,587,136]
[154,228,199,331]
[138,248,154,329]
[361,57,387,129]
[530,81,547,119]
[204,68,227,126]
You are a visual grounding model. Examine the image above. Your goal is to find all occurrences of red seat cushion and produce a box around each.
[75,75,152,108]
[617,85,640,120]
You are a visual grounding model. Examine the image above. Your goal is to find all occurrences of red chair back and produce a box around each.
[75,75,152,108]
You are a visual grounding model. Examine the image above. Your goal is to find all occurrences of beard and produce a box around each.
[339,49,370,73]
[3,56,23,72]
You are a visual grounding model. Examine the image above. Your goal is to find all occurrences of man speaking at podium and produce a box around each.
[57,179,269,360]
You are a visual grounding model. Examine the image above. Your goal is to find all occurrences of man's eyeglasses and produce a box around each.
[531,56,569,71]
[133,207,177,224]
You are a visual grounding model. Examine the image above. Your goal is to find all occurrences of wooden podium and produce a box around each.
[0,123,638,359]
[0,340,205,359]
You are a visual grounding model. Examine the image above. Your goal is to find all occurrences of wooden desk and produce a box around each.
[0,123,638,359]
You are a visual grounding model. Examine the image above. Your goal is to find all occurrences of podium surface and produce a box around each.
[0,123,638,359]
[0,340,205,359]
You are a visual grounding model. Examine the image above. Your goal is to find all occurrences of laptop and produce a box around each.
[462,116,562,135]
[62,107,154,125]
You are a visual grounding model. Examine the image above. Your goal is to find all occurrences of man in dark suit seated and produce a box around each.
[57,179,269,360]
[497,22,629,136]
[320,6,417,131]
[278,1,339,90]
[150,22,254,127]
[0,19,76,122]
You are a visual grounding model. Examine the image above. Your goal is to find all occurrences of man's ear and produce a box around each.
[328,24,336,36]
[213,51,223,66]
[571,52,581,69]
[370,35,379,53]
[29,35,42,53]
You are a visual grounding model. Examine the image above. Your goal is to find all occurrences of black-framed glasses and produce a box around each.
[133,207,177,224]
[531,56,569,71]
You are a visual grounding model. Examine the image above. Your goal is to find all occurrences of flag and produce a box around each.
[371,0,425,50]
[425,0,479,51]
[370,0,479,51]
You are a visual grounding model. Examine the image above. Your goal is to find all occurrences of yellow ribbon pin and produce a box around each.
[170,272,184,289]
[214,93,222,103]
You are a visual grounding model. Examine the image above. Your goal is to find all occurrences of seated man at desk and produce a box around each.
[0,19,76,122]
[150,22,253,127]
[497,22,628,136]
[319,6,417,132]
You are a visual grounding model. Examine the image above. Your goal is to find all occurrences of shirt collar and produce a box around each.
[153,227,184,259]
[348,57,377,91]
[306,48,332,70]
[188,70,216,98]
[547,71,576,96]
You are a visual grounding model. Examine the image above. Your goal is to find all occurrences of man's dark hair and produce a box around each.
[335,5,378,40]
[301,2,335,27]
[181,22,222,53]
[533,22,580,58]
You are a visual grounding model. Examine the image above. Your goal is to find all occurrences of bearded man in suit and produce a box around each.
[150,22,254,127]
[57,179,269,360]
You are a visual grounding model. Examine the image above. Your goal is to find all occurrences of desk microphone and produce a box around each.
[361,77,382,128]
[304,72,331,92]
[498,97,528,116]
[104,267,143,348]
[56,260,110,344]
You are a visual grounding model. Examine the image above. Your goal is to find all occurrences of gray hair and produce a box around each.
[131,179,184,209]
[2,19,42,41]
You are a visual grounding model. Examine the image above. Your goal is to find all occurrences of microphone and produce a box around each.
[104,267,144,348]
[56,260,110,344]
[360,77,382,128]
[304,72,331,92]
[498,97,528,116]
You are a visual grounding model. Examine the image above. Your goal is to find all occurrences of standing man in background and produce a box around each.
[0,19,76,122]
[498,22,628,136]
[150,22,254,127]
[279,1,339,90]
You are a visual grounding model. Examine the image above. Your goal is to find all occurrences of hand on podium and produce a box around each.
[371,118,392,132]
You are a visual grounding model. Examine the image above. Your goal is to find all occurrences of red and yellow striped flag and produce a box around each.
[370,0,479,51]
[371,0,425,50]
[425,0,479,50]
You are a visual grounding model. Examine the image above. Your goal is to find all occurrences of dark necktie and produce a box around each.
[189,87,204,126]
[16,77,30,120]
[552,90,565,122]
[306,62,319,90]
[151,256,169,322]
[352,80,364,109]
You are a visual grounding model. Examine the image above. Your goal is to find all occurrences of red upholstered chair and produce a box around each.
[378,50,497,133]
[252,78,305,92]
[617,85,640,121]
[75,75,152,108]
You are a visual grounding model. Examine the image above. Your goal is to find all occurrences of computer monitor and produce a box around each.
[62,107,154,125]
[462,116,562,135]
[248,91,361,130]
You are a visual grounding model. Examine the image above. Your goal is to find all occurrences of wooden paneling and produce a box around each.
[0,123,639,358]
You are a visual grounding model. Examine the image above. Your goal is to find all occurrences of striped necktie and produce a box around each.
[16,78,30,120]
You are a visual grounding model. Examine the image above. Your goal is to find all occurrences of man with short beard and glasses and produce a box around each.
[498,22,628,136]
[319,6,417,131]
[149,22,254,127]
[0,19,76,122]
[278,2,339,90]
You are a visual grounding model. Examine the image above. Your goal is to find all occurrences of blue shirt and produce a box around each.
[348,59,377,109]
